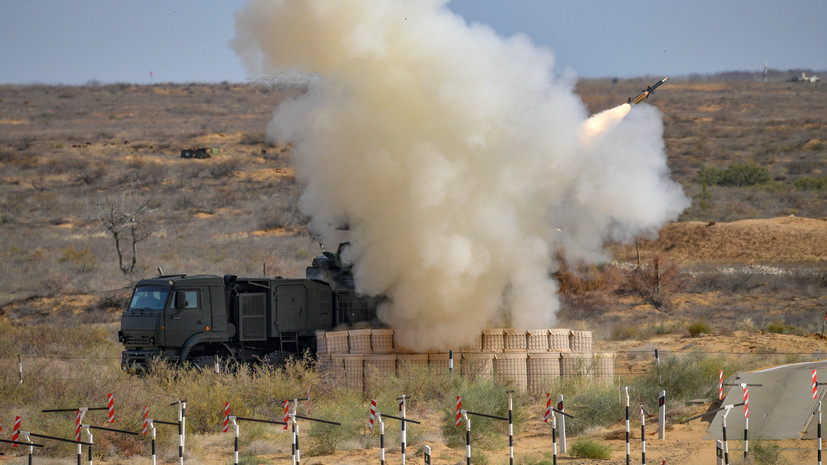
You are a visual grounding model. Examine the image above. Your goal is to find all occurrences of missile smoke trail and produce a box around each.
[232,0,689,351]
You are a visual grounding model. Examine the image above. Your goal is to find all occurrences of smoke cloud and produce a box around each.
[232,0,689,351]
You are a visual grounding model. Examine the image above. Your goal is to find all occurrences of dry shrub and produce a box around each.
[625,256,683,309]
[208,158,240,179]
[556,264,626,318]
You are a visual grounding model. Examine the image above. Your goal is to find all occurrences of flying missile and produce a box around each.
[628,76,669,104]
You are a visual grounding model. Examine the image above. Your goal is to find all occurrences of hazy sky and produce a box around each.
[1,0,824,85]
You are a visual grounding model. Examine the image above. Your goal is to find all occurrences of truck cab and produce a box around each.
[119,274,230,369]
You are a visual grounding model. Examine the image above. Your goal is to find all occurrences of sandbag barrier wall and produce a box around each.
[315,328,615,393]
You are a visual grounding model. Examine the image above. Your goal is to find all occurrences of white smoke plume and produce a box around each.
[232,0,689,351]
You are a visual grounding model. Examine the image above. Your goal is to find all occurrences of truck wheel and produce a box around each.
[263,351,289,366]
[190,355,218,373]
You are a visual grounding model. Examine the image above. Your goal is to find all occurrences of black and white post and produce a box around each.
[292,414,300,465]
[462,410,471,465]
[398,395,407,465]
[542,396,573,465]
[82,423,138,465]
[230,417,238,465]
[557,394,566,453]
[624,387,630,465]
[378,414,385,465]
[658,390,666,440]
[170,399,186,465]
[819,400,823,465]
[551,411,558,465]
[639,402,646,465]
[507,390,514,465]
[721,404,733,465]
[82,425,93,465]
[424,444,431,464]
[19,431,43,465]
[149,420,156,465]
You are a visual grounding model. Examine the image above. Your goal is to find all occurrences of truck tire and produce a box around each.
[190,355,217,373]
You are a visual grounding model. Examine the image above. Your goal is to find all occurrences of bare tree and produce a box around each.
[95,189,157,274]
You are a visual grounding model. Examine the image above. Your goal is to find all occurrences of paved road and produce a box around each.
[704,359,827,440]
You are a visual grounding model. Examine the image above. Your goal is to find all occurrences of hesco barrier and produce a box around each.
[316,328,614,393]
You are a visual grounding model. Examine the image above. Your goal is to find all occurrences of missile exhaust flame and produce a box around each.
[232,0,689,351]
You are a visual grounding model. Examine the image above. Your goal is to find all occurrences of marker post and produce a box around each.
[26,431,92,465]
[169,399,187,465]
[291,414,340,465]
[230,417,238,465]
[721,404,733,465]
[818,401,821,465]
[542,394,573,465]
[228,416,287,465]
[149,420,157,465]
[457,398,520,465]
[378,414,385,465]
[12,432,44,465]
[557,394,566,453]
[625,387,630,465]
[639,400,647,465]
[82,423,139,465]
[369,399,421,465]
[507,390,514,465]
[398,395,407,465]
[658,390,666,440]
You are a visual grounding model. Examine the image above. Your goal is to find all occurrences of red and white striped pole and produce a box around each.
[75,408,87,441]
[76,408,87,465]
[222,402,230,433]
[369,400,377,430]
[544,393,551,423]
[814,369,819,400]
[742,384,749,460]
[142,406,149,436]
[455,396,462,426]
[107,394,114,424]
[719,370,724,400]
[283,400,289,431]
[12,416,20,448]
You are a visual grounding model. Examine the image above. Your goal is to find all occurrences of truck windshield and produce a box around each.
[129,286,170,311]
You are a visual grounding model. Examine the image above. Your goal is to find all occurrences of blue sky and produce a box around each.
[1,0,824,85]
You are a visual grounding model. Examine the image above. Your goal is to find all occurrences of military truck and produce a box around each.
[118,243,380,370]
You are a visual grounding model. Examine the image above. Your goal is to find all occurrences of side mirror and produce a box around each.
[174,291,187,309]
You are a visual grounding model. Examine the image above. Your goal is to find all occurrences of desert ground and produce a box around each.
[0,74,825,464]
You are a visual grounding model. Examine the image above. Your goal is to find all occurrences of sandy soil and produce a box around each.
[613,216,827,265]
